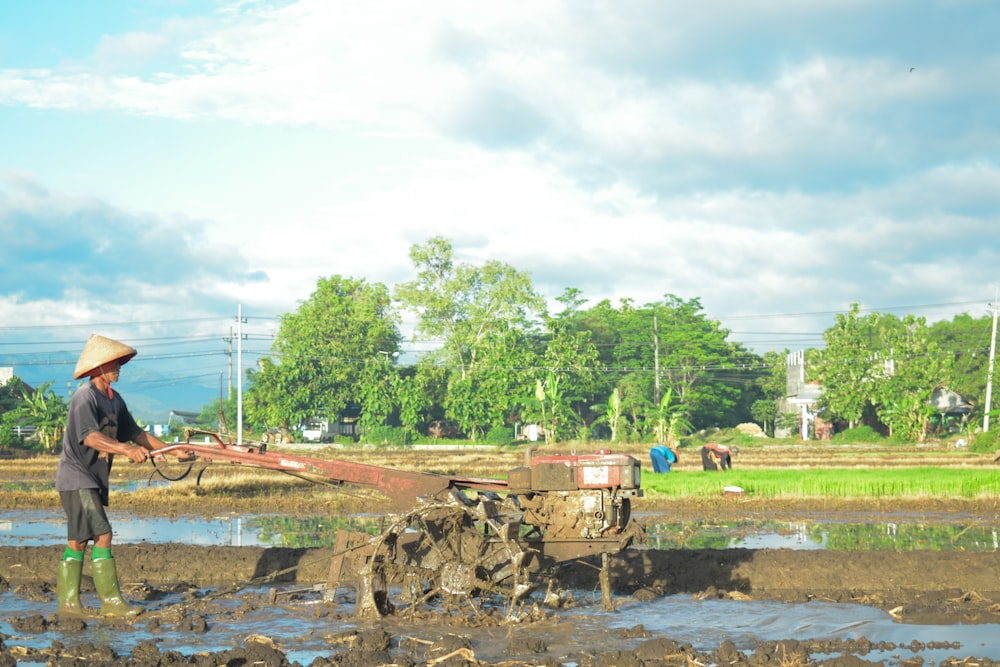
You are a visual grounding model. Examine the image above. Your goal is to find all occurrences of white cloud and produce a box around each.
[1,0,998,361]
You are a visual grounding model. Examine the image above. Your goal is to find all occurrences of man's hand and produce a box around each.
[124,445,150,464]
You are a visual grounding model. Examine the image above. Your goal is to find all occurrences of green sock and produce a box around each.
[92,546,112,561]
[63,546,84,562]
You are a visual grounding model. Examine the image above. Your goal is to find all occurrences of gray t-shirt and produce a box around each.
[55,381,143,505]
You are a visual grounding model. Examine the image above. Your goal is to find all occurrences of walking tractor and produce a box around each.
[150,434,645,618]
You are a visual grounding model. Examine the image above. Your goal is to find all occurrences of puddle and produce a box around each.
[598,596,1000,664]
[0,585,345,665]
[5,511,998,552]
[0,511,375,548]
[643,518,1000,551]
[1,585,998,665]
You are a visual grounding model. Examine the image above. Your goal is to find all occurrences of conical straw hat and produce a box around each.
[73,334,138,379]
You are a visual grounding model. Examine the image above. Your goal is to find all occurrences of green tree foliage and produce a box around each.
[1,377,48,448]
[358,355,398,435]
[567,294,752,431]
[521,371,581,445]
[537,316,602,427]
[17,381,67,452]
[395,237,545,379]
[443,328,538,439]
[185,237,986,446]
[0,376,30,414]
[396,371,432,439]
[245,275,400,439]
[651,387,693,447]
[928,312,993,423]
[748,350,787,436]
[395,237,545,439]
[872,314,948,441]
[196,395,239,436]
[813,304,954,440]
[811,303,882,428]
[654,295,749,426]
[751,399,778,436]
[757,350,790,401]
[592,387,630,443]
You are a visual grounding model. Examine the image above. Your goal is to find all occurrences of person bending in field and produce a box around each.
[55,334,173,617]
[701,442,738,471]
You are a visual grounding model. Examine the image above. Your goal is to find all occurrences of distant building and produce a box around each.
[929,386,974,432]
[779,350,823,440]
[0,367,12,387]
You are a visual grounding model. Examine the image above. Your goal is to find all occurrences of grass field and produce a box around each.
[641,466,1000,500]
[1,439,998,514]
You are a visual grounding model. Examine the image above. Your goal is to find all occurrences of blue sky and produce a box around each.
[2,1,999,418]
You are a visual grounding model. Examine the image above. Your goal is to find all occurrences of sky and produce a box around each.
[2,1,999,419]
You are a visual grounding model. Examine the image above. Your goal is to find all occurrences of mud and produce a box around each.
[2,513,1000,666]
[2,448,999,665]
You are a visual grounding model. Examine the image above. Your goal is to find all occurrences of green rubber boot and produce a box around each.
[57,558,85,616]
[91,557,141,617]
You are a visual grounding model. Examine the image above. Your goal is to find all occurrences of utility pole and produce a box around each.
[218,372,228,434]
[236,305,246,445]
[984,292,999,433]
[222,326,234,400]
[653,316,661,407]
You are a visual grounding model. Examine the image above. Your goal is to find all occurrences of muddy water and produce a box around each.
[592,597,1000,665]
[6,510,999,551]
[0,510,275,547]
[2,512,1000,665]
[2,580,998,665]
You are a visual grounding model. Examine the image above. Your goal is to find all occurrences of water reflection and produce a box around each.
[0,511,377,548]
[2,511,997,552]
[643,519,1000,552]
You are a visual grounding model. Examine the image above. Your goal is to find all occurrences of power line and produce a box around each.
[0,317,229,332]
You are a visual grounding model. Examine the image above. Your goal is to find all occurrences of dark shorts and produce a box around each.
[60,489,113,543]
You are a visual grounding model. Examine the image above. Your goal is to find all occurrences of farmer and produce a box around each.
[55,334,169,617]
[701,442,738,471]
[649,445,678,473]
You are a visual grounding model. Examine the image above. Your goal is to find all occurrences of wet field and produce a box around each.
[2,508,999,666]
[2,445,999,665]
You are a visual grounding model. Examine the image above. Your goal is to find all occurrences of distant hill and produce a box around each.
[5,360,219,425]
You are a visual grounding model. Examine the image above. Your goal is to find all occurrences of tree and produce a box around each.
[813,305,953,440]
[651,295,745,427]
[872,314,948,441]
[396,371,432,439]
[245,275,400,439]
[535,317,601,434]
[757,350,791,402]
[569,293,750,431]
[651,387,693,447]
[0,376,29,415]
[395,237,545,379]
[520,372,582,445]
[358,355,398,435]
[197,395,239,436]
[751,399,778,436]
[811,303,883,429]
[742,349,787,436]
[17,381,67,452]
[592,387,630,443]
[929,313,993,424]
[443,327,538,439]
[395,237,545,438]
